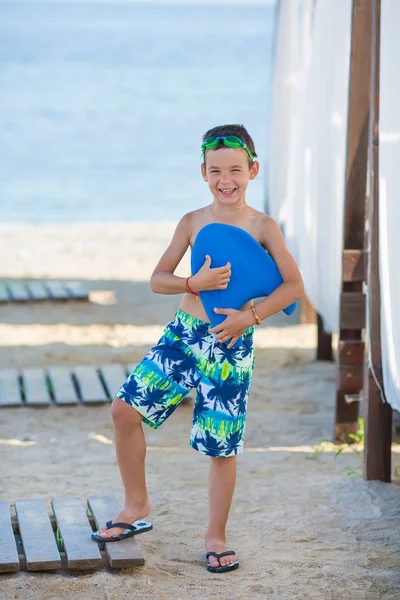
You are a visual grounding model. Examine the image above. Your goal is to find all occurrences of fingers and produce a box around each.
[227,337,239,349]
[210,323,225,334]
[214,308,233,315]
[214,263,231,274]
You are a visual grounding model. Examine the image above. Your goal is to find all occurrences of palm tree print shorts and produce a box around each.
[115,308,255,458]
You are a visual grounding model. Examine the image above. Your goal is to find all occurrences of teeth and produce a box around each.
[221,189,235,193]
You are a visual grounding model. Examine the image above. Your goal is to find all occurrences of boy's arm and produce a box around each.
[251,216,304,321]
[211,216,304,347]
[150,213,192,295]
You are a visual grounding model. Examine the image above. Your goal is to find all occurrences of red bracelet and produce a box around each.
[186,277,199,298]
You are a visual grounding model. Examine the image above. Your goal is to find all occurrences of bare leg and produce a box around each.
[98,397,152,538]
[205,455,238,568]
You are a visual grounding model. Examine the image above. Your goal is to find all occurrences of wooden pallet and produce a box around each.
[0,280,89,303]
[0,495,147,572]
[0,364,137,407]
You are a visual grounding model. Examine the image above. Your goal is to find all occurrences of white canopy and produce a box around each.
[269,0,400,412]
[378,0,400,411]
[268,0,352,333]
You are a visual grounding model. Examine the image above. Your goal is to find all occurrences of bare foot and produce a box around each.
[97,499,152,539]
[205,536,238,569]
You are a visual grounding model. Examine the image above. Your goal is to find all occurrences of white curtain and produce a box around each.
[378,0,400,412]
[268,0,352,333]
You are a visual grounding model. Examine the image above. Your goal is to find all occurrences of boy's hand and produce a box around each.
[209,308,254,349]
[190,255,231,292]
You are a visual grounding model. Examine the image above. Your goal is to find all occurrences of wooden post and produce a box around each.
[335,0,372,442]
[317,315,333,362]
[363,0,392,482]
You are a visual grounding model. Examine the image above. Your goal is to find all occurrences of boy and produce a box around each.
[93,124,304,573]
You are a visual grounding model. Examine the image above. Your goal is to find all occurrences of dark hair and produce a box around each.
[202,123,257,167]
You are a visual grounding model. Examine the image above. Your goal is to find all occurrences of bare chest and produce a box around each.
[189,214,265,249]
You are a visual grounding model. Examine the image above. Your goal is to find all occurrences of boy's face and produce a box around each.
[201,147,259,206]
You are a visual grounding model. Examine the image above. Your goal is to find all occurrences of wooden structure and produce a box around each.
[0,496,146,572]
[0,364,137,407]
[0,280,89,303]
[335,0,372,442]
[332,0,392,480]
[294,0,393,481]
[363,0,392,481]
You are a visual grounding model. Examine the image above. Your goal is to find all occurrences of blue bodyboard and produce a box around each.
[190,223,297,345]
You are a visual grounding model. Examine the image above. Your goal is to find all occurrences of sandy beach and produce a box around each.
[0,223,399,600]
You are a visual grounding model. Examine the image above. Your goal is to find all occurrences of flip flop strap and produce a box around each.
[106,521,137,531]
[206,550,236,562]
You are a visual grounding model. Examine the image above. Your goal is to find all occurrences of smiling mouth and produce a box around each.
[219,188,237,195]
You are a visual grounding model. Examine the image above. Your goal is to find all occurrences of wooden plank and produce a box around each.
[21,368,51,406]
[342,249,366,282]
[0,369,23,406]
[337,365,363,393]
[340,292,366,329]
[316,314,333,361]
[339,340,365,365]
[51,498,102,570]
[99,364,127,399]
[27,281,49,301]
[8,282,29,302]
[0,501,20,572]
[15,499,61,571]
[364,0,392,482]
[0,284,10,302]
[73,366,108,404]
[335,0,372,441]
[45,281,69,300]
[47,367,79,405]
[87,496,145,568]
[65,281,89,300]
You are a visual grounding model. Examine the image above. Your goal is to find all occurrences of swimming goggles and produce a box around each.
[201,135,255,161]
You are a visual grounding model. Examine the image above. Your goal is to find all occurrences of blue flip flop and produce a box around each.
[206,550,239,573]
[92,519,153,543]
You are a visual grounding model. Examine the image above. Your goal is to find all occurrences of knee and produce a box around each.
[111,397,143,429]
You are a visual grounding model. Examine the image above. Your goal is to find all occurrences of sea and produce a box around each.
[0,1,276,222]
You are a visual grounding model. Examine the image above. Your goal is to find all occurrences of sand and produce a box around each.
[0,223,399,600]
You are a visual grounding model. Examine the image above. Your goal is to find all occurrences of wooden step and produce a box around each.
[2,495,147,572]
[64,281,89,300]
[0,369,23,406]
[0,501,20,572]
[99,364,128,399]
[73,366,109,404]
[0,280,89,303]
[21,368,51,406]
[51,498,102,570]
[27,281,49,301]
[44,281,70,301]
[87,496,145,568]
[0,284,10,302]
[8,282,29,302]
[15,499,61,571]
[47,367,79,405]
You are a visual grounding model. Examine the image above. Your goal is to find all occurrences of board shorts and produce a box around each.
[115,308,255,458]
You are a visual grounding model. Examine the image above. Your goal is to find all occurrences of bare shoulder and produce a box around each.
[253,212,286,250]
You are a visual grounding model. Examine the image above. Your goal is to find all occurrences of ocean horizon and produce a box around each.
[0,1,276,222]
